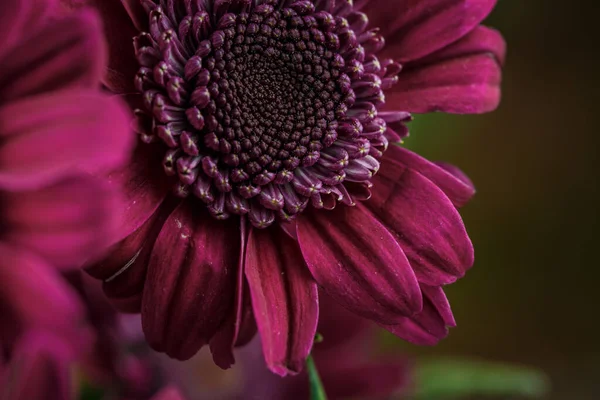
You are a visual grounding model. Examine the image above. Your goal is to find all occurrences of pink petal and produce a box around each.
[3,176,124,269]
[369,162,474,286]
[2,331,73,400]
[0,10,106,102]
[0,91,133,191]
[381,286,455,345]
[0,243,85,347]
[383,145,475,208]
[366,0,497,62]
[386,53,502,114]
[62,0,140,93]
[141,201,240,360]
[245,227,319,376]
[297,205,422,324]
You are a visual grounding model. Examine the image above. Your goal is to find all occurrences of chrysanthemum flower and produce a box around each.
[0,0,133,349]
[67,0,505,375]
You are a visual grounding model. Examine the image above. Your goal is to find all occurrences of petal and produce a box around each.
[0,10,106,102]
[412,25,506,67]
[369,163,474,286]
[2,331,73,400]
[0,91,133,191]
[366,0,497,62]
[106,143,173,242]
[384,145,475,208]
[297,205,422,324]
[245,227,319,376]
[381,285,455,345]
[3,176,124,269]
[0,243,85,347]
[62,0,140,93]
[0,0,31,57]
[209,219,250,369]
[386,53,502,114]
[141,201,240,360]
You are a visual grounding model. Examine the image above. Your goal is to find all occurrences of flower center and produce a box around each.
[134,1,401,228]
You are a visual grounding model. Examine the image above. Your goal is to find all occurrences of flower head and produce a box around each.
[0,0,133,349]
[71,0,505,376]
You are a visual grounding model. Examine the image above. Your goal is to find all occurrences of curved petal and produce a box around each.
[386,53,502,114]
[3,176,124,269]
[141,201,240,360]
[380,285,455,345]
[62,0,140,93]
[245,226,319,376]
[383,145,475,208]
[2,331,73,400]
[365,0,497,62]
[0,10,106,102]
[106,143,173,242]
[0,243,86,347]
[92,199,178,313]
[297,205,422,324]
[0,91,133,191]
[369,162,474,286]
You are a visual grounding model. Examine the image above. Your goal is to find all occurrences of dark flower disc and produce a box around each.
[134,0,406,228]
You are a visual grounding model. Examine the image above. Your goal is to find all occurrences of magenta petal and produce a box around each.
[368,0,497,62]
[297,205,422,324]
[0,91,133,191]
[3,176,123,269]
[384,145,475,208]
[413,25,507,67]
[209,219,249,369]
[386,53,502,114]
[2,331,73,400]
[0,243,85,347]
[107,144,173,242]
[63,0,140,93]
[381,285,455,345]
[141,201,240,360]
[369,162,474,286]
[0,0,30,58]
[0,10,106,102]
[245,227,319,376]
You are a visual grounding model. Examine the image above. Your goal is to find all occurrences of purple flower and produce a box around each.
[66,0,505,375]
[0,0,134,348]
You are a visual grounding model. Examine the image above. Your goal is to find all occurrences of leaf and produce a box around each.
[412,357,550,399]
[307,354,328,400]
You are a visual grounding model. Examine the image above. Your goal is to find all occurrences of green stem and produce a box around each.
[307,354,328,400]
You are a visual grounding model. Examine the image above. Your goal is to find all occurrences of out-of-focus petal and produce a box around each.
[0,91,133,190]
[0,10,106,102]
